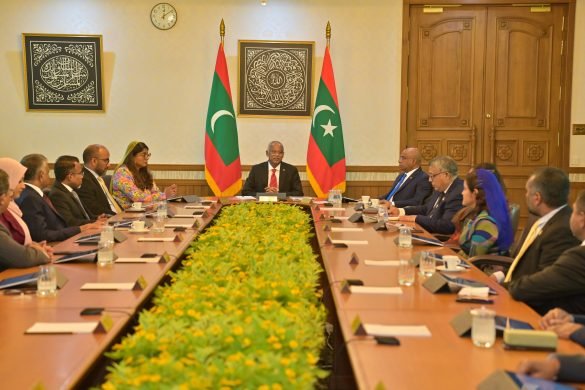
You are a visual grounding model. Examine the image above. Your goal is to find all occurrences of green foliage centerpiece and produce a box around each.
[103,203,327,389]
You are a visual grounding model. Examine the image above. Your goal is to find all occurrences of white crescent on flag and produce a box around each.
[312,105,335,127]
[210,110,234,133]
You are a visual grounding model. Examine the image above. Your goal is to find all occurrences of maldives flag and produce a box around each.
[204,43,242,196]
[306,46,346,198]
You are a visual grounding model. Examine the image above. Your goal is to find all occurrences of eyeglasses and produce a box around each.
[137,152,152,159]
[69,170,85,176]
[96,158,110,163]
[428,171,447,180]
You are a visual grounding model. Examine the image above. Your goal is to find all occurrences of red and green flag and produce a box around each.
[306,46,346,198]
[205,43,242,196]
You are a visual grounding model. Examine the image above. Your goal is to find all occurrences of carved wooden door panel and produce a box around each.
[407,5,566,176]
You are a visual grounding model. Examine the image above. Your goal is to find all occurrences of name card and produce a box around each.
[259,196,278,202]
[137,236,176,242]
[364,260,401,267]
[364,324,431,337]
[331,227,364,232]
[350,286,403,295]
[26,322,99,334]
[81,276,146,291]
[331,239,369,246]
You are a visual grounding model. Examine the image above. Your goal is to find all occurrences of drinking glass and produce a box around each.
[398,227,412,248]
[377,206,388,223]
[37,265,57,297]
[419,251,436,277]
[471,307,496,348]
[97,239,114,266]
[152,201,167,233]
[398,247,415,286]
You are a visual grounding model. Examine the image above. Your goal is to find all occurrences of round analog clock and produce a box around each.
[150,3,177,30]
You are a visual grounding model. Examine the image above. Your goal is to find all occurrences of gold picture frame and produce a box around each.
[238,40,314,117]
[22,33,104,112]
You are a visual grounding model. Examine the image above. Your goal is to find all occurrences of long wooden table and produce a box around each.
[311,204,584,389]
[0,201,220,389]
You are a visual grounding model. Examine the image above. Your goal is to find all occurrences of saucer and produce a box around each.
[128,228,150,233]
[127,207,146,213]
[437,265,466,272]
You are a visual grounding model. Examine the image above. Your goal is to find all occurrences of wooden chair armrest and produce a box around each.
[468,255,514,269]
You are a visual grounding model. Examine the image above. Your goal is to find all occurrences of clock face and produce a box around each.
[150,3,177,30]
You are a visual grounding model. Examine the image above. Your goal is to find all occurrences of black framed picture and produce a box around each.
[238,40,314,117]
[22,33,104,111]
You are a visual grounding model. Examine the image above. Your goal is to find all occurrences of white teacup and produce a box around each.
[361,195,370,206]
[370,198,380,208]
[443,255,459,270]
[131,220,145,231]
[131,202,142,210]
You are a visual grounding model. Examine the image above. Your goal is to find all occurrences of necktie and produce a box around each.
[42,193,59,214]
[71,190,90,220]
[429,193,445,219]
[386,174,406,201]
[504,222,543,282]
[97,176,122,214]
[269,168,278,189]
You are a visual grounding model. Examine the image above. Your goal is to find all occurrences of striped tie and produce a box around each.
[504,222,543,282]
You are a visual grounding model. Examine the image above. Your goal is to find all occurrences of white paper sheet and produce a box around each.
[458,287,490,298]
[364,260,401,267]
[331,239,369,245]
[115,257,160,264]
[171,214,197,218]
[331,227,364,232]
[164,223,193,228]
[320,207,345,211]
[26,322,99,334]
[81,283,136,290]
[349,286,403,295]
[364,324,431,337]
[233,196,256,200]
[137,237,176,242]
[184,205,210,209]
[312,200,328,204]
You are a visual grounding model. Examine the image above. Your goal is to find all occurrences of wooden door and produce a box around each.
[406,5,567,177]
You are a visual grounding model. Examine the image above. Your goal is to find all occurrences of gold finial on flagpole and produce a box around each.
[220,19,225,45]
[326,21,331,48]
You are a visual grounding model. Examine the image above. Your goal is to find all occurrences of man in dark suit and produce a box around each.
[76,144,121,216]
[491,167,580,284]
[389,155,463,235]
[380,147,432,207]
[507,190,585,315]
[242,141,303,196]
[49,155,106,227]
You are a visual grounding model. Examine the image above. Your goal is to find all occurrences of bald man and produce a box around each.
[380,147,432,207]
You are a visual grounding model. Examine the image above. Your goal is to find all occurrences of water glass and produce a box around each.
[377,206,388,223]
[471,307,496,348]
[100,225,114,243]
[398,227,412,248]
[398,247,415,286]
[97,239,115,266]
[36,265,57,297]
[419,251,436,277]
[328,189,342,207]
[152,203,167,233]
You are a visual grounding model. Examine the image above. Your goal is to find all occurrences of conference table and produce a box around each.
[311,204,584,389]
[0,200,583,389]
[0,201,219,389]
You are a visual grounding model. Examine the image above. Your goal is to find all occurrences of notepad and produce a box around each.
[331,227,364,232]
[137,237,176,242]
[364,260,400,267]
[331,239,369,245]
[364,324,431,337]
[80,283,136,290]
[458,287,490,299]
[26,322,99,334]
[350,286,403,295]
[115,257,161,264]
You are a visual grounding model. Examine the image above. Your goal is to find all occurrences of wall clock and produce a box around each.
[150,3,177,30]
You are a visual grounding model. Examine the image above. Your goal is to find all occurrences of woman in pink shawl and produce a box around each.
[0,158,32,244]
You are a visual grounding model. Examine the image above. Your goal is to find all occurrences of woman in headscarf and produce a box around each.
[0,169,51,271]
[111,141,177,209]
[0,158,32,244]
[458,168,514,258]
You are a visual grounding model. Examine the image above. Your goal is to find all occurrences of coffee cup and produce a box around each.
[361,195,370,206]
[131,202,142,210]
[370,198,380,208]
[131,220,145,231]
[443,255,459,270]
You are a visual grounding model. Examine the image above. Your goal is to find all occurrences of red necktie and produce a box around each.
[269,168,277,189]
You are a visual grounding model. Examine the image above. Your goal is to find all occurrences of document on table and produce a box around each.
[164,223,194,228]
[233,196,256,200]
[80,283,136,290]
[137,237,176,242]
[331,227,364,232]
[364,259,400,267]
[364,324,431,337]
[320,207,345,211]
[331,239,369,245]
[26,322,99,334]
[115,257,161,264]
[184,205,211,209]
[350,286,403,295]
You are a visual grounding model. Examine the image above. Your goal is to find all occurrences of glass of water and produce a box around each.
[377,206,388,223]
[398,227,412,248]
[37,265,57,297]
[471,307,496,348]
[97,239,115,266]
[152,201,167,233]
[419,251,436,277]
[398,247,415,286]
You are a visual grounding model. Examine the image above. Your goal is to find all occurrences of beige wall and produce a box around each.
[0,0,582,168]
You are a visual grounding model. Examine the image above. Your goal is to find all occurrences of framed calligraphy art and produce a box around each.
[22,34,104,111]
[238,40,314,117]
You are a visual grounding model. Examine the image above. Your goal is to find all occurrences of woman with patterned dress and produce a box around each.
[458,169,514,258]
[111,141,177,210]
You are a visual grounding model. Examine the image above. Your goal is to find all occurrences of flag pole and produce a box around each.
[326,21,331,49]
[220,19,225,46]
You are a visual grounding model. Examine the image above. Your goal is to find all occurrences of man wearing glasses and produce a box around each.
[76,144,121,216]
[389,155,463,235]
[49,155,106,227]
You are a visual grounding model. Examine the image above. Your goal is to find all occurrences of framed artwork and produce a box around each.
[22,33,104,111]
[238,40,314,117]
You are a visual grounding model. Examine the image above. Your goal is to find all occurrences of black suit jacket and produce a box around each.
[242,161,303,196]
[509,245,585,315]
[76,167,116,216]
[404,178,464,235]
[16,186,80,242]
[507,206,580,281]
[49,182,94,227]
[380,168,432,207]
